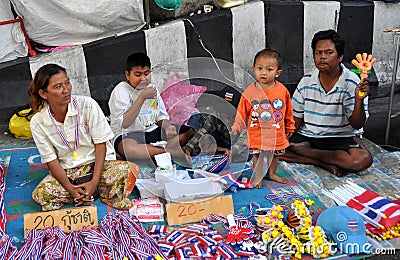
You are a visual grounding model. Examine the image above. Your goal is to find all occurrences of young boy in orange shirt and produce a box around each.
[232,49,295,188]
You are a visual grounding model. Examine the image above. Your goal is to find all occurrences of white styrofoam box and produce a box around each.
[154,167,192,185]
[154,152,172,168]
[136,178,164,199]
[164,177,223,203]
[137,170,192,199]
[154,165,176,185]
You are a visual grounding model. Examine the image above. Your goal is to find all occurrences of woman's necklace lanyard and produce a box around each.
[47,97,80,160]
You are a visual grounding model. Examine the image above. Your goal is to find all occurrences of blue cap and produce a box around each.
[317,206,370,255]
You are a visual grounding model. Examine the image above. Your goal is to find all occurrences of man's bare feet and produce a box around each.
[315,161,343,177]
[268,172,287,184]
[289,142,312,156]
[324,164,343,177]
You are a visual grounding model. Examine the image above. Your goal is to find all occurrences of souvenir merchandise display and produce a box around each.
[252,200,334,259]
[317,206,370,255]
[254,205,284,232]
[1,197,388,259]
[322,180,400,241]
[3,212,166,259]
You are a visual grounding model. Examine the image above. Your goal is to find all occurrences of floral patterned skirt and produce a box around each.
[32,160,139,211]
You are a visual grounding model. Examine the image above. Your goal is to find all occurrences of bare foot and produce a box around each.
[268,172,287,184]
[329,166,343,177]
[252,179,263,189]
[289,142,312,156]
[252,170,264,188]
[319,162,343,177]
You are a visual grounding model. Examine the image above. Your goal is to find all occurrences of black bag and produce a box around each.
[69,173,100,200]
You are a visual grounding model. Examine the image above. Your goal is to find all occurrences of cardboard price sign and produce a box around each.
[23,206,98,236]
[166,195,234,225]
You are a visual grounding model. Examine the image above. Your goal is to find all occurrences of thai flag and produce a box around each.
[347,220,359,231]
[148,225,168,234]
[0,164,5,234]
[225,92,233,101]
[215,171,253,189]
[215,245,238,259]
[207,154,229,173]
[346,189,400,228]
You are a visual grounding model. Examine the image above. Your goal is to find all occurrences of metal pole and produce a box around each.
[0,17,36,56]
[144,0,151,28]
[385,33,400,144]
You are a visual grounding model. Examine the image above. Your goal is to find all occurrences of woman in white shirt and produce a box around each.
[28,63,139,211]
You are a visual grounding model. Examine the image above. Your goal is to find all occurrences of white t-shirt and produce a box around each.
[108,81,169,144]
[30,95,116,169]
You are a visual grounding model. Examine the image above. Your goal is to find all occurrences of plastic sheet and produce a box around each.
[0,1,27,63]
[10,0,145,46]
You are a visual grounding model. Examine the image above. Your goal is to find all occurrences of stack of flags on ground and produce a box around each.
[322,180,400,239]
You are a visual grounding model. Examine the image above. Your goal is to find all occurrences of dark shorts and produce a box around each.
[114,124,192,152]
[177,124,193,134]
[114,127,165,152]
[290,133,360,151]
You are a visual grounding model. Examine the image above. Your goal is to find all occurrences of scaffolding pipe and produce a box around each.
[0,17,36,57]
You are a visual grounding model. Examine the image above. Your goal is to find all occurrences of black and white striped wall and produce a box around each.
[0,0,399,123]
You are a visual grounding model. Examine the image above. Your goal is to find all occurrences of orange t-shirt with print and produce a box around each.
[232,81,295,150]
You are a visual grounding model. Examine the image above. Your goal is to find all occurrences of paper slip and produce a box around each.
[150,140,167,148]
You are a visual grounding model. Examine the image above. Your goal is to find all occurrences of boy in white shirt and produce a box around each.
[109,52,191,166]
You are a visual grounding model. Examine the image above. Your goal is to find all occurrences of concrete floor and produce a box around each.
[364,92,400,151]
[0,124,35,147]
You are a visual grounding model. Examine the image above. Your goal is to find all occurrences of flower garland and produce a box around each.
[246,200,335,259]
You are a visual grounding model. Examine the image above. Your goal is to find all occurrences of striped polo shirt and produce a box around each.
[292,64,368,138]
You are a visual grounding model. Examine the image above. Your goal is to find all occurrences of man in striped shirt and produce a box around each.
[281,30,373,176]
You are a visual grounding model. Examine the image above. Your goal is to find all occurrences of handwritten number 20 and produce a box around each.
[33,215,55,229]
[177,205,197,217]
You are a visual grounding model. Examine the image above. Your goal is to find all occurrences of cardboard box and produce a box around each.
[24,206,98,235]
[166,195,234,225]
[164,177,223,203]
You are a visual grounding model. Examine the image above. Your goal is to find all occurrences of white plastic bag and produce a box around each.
[10,0,145,46]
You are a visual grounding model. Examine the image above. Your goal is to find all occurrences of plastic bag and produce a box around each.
[161,73,206,126]
[191,153,229,173]
[8,107,34,139]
